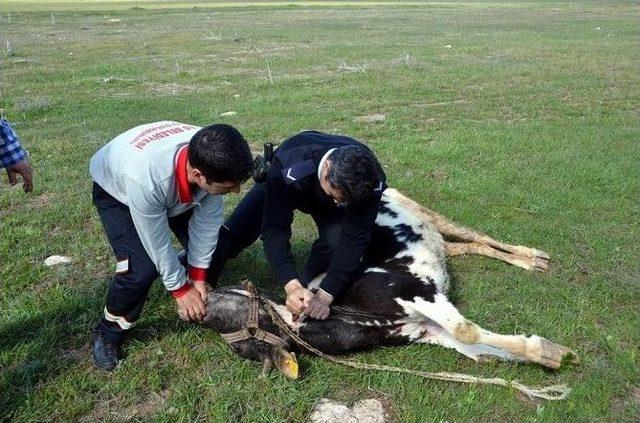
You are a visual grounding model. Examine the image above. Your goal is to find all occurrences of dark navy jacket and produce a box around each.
[260,131,386,298]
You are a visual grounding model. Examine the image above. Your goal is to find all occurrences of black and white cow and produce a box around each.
[199,189,579,378]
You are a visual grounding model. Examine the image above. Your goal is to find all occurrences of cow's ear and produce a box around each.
[272,347,298,380]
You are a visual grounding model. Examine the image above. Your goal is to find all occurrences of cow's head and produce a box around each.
[200,286,299,379]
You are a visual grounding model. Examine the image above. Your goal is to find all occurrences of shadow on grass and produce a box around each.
[0,293,95,419]
[0,279,182,420]
[0,241,328,419]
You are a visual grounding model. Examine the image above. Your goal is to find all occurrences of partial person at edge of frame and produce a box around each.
[0,112,34,193]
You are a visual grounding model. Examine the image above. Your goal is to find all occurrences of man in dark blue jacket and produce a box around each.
[208,131,386,319]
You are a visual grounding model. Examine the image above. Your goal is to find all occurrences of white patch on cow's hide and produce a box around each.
[394,294,518,361]
[398,321,429,341]
[395,293,463,332]
[364,267,388,273]
[377,197,450,293]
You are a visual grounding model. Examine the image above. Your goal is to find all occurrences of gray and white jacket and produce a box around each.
[90,121,223,292]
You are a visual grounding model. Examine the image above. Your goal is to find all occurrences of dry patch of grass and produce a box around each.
[79,389,169,422]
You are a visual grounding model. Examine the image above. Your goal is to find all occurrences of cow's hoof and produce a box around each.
[533,338,580,369]
[532,257,549,272]
[512,245,551,260]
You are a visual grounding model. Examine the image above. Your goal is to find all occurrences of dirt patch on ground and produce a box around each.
[144,82,217,96]
[79,389,169,422]
[354,113,385,123]
[427,169,448,180]
[28,192,56,209]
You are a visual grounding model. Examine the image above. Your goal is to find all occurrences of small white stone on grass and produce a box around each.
[444,44,452,49]
[219,111,237,117]
[352,399,386,423]
[310,398,386,423]
[44,255,72,266]
[109,19,121,23]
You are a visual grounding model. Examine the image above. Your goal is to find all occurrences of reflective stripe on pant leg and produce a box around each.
[104,307,134,330]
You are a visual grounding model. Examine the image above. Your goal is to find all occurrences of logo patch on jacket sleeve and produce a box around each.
[281,160,316,185]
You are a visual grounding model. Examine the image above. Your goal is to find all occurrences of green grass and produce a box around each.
[1,0,639,421]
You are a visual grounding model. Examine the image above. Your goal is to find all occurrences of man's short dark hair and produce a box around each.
[327,145,383,205]
[189,124,253,184]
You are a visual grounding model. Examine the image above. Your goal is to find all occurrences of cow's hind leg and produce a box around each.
[383,189,550,268]
[397,293,579,369]
[416,320,519,363]
[445,242,548,272]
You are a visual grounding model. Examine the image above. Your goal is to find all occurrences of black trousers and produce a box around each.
[93,183,192,338]
[208,183,344,287]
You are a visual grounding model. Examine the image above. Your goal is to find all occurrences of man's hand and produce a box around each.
[192,279,208,304]
[284,279,312,315]
[175,286,207,321]
[6,158,33,193]
[305,289,333,320]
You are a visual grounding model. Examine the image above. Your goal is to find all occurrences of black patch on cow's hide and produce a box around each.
[336,270,436,317]
[394,223,423,244]
[362,225,406,268]
[299,271,437,354]
[382,256,414,273]
[378,201,399,219]
[299,318,410,354]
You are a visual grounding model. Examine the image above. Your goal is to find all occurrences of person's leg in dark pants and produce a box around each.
[301,212,344,286]
[207,183,266,286]
[92,183,160,370]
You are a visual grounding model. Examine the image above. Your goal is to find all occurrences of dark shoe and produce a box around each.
[91,327,122,371]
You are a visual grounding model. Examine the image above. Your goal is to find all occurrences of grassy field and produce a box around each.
[1,0,638,421]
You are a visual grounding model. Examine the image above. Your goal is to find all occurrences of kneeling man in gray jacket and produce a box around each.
[89,121,253,371]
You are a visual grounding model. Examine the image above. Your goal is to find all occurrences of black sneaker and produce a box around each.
[91,327,122,371]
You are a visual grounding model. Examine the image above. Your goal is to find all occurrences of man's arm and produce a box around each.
[260,160,299,285]
[318,193,382,299]
[0,119,33,192]
[126,182,206,320]
[186,194,224,281]
[126,184,187,291]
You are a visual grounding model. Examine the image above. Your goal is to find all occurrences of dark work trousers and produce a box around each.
[207,182,344,287]
[92,183,192,340]
[206,183,266,286]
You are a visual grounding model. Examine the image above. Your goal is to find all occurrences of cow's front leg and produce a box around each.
[397,293,579,369]
[260,358,274,378]
[445,242,548,271]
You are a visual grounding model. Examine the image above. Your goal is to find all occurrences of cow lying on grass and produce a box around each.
[198,189,579,379]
